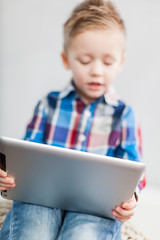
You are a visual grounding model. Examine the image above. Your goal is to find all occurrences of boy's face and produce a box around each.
[62,29,125,104]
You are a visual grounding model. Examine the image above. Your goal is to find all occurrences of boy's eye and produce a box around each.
[104,62,113,66]
[104,57,115,66]
[80,61,90,65]
[78,57,91,65]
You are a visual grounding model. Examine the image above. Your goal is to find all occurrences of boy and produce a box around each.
[0,0,145,239]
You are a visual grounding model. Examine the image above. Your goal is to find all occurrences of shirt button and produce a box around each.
[79,135,86,142]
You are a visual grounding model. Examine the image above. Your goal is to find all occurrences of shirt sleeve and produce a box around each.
[23,97,48,143]
[114,106,146,193]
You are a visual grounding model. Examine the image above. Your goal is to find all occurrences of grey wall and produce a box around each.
[1,0,160,187]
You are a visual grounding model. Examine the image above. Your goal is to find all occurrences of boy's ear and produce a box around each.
[61,51,70,69]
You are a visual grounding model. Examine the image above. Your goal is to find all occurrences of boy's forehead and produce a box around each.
[68,28,125,54]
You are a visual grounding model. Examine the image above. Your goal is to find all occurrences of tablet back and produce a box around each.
[0,136,145,219]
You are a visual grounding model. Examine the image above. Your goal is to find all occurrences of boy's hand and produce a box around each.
[0,168,15,191]
[112,194,137,222]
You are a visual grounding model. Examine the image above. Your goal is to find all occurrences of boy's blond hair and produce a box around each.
[63,0,126,53]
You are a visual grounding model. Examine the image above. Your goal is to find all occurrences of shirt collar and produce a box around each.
[104,86,119,106]
[59,81,119,107]
[59,81,76,99]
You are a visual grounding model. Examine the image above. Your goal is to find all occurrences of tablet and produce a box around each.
[0,136,145,219]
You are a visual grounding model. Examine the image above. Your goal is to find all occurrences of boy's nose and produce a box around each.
[90,61,103,77]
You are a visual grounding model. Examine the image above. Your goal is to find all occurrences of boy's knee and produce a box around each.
[0,201,64,240]
[58,225,97,240]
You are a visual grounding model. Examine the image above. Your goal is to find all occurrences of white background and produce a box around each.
[0,0,160,189]
[1,1,160,239]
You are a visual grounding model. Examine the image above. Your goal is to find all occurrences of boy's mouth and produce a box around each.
[87,82,103,90]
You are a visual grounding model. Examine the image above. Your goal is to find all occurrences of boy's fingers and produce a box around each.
[121,196,137,210]
[113,208,135,218]
[0,187,8,191]
[122,200,137,210]
[0,182,15,188]
[0,168,7,177]
[0,180,16,191]
[115,216,131,222]
[0,177,15,185]
[0,186,15,191]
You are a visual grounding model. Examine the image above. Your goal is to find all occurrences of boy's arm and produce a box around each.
[111,106,146,222]
[114,106,146,195]
[24,98,48,143]
[0,98,48,190]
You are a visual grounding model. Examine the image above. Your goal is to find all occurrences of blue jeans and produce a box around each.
[0,201,122,240]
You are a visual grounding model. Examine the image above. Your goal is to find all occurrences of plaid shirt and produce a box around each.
[24,82,146,192]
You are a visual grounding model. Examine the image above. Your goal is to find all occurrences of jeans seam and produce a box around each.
[112,222,122,240]
[9,204,14,240]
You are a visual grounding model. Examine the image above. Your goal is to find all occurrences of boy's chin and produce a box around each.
[88,91,105,99]
[82,93,104,104]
